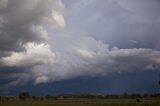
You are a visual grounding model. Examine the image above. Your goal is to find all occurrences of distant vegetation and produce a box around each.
[0,98,160,106]
[1,92,160,101]
[20,92,160,100]
[0,92,160,106]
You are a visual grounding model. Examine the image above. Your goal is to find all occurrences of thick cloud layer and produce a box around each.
[64,0,160,48]
[32,37,160,84]
[0,0,65,86]
[0,0,160,86]
[0,0,65,57]
[2,37,160,86]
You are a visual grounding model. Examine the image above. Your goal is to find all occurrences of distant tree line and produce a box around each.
[1,92,160,102]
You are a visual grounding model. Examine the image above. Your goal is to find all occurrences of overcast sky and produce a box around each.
[0,0,160,94]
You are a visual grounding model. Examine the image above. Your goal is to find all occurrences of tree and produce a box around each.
[123,92,129,98]
[45,95,51,100]
[18,92,30,101]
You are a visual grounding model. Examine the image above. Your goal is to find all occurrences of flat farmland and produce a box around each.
[1,99,160,106]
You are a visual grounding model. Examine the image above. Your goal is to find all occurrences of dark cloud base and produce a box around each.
[1,70,159,96]
[0,0,160,92]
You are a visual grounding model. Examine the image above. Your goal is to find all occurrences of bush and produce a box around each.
[136,99,140,102]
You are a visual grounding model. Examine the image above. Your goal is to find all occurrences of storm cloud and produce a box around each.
[0,0,160,86]
[0,0,65,57]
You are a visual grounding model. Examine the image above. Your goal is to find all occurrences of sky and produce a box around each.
[0,0,160,95]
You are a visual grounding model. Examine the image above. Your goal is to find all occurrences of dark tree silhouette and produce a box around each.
[18,92,30,101]
[45,95,51,100]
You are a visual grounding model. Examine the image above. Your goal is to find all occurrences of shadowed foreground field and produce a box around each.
[1,99,160,106]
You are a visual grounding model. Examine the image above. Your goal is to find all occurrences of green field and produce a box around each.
[1,99,160,106]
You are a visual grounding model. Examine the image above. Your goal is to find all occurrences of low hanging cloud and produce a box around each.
[31,38,160,84]
[2,37,160,85]
[0,0,160,86]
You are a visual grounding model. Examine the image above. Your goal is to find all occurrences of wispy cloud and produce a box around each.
[129,40,137,44]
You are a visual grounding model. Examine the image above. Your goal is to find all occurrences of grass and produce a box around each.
[1,99,160,106]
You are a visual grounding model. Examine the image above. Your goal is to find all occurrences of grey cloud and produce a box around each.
[3,37,160,85]
[129,40,137,44]
[31,37,160,84]
[1,0,160,86]
[65,0,160,48]
[0,0,65,58]
[1,43,56,67]
[0,0,65,86]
